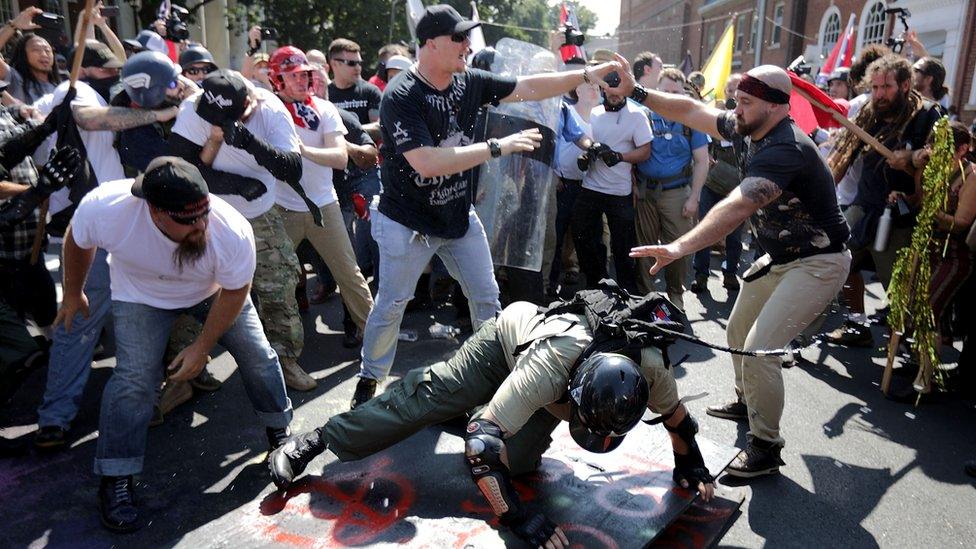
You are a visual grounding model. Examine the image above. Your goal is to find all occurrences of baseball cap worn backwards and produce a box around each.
[416,5,480,44]
[78,40,123,69]
[132,156,210,222]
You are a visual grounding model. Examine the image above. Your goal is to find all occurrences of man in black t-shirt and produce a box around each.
[327,38,383,141]
[623,62,852,479]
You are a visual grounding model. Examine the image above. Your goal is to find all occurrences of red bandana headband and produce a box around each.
[737,74,791,105]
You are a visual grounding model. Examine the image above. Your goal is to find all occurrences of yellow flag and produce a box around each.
[701,21,734,101]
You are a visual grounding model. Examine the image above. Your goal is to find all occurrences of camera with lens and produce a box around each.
[260,26,278,41]
[559,24,586,65]
[165,4,190,42]
[884,7,911,53]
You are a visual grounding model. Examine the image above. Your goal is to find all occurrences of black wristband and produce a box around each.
[631,84,648,104]
[487,138,501,158]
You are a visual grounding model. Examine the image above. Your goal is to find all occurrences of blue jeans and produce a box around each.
[93,296,292,476]
[37,248,112,430]
[359,208,500,380]
[693,186,743,277]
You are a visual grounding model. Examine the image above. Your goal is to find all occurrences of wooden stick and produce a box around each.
[881,251,922,394]
[793,87,897,162]
[29,0,95,266]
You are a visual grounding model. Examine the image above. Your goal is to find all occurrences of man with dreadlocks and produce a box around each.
[826,54,942,348]
[620,61,851,477]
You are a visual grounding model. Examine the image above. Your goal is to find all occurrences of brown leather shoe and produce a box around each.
[281,360,317,391]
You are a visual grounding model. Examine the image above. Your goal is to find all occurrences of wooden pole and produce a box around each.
[29,0,95,266]
[793,87,898,162]
[881,251,922,395]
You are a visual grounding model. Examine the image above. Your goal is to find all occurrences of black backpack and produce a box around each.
[535,279,688,371]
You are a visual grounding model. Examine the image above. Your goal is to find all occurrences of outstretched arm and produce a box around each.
[503,61,620,103]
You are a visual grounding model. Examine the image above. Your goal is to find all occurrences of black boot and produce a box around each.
[726,437,785,478]
[98,475,140,532]
[350,377,377,409]
[266,426,291,450]
[269,429,327,488]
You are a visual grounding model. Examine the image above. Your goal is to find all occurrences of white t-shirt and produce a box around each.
[71,180,257,310]
[33,81,126,216]
[583,101,653,196]
[172,87,301,219]
[275,96,347,210]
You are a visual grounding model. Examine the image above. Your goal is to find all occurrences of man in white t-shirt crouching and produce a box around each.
[57,157,293,533]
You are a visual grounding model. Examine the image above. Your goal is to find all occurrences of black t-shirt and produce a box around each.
[717,112,850,262]
[378,68,517,238]
[328,79,382,125]
[851,102,941,239]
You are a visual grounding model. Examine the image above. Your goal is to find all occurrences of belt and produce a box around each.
[636,171,689,190]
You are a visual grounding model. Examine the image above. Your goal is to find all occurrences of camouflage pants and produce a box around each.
[165,208,303,364]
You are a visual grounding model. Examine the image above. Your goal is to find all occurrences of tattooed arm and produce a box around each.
[73,105,179,132]
[631,176,780,274]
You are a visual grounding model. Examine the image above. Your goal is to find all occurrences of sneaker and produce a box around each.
[99,475,140,532]
[706,398,748,421]
[690,274,709,294]
[266,426,291,451]
[723,272,740,291]
[189,365,222,392]
[868,306,890,326]
[159,380,193,415]
[34,426,67,450]
[281,360,317,391]
[826,320,875,348]
[269,429,326,488]
[726,437,785,478]
[350,377,377,409]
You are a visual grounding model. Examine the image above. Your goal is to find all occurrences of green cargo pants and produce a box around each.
[322,317,561,475]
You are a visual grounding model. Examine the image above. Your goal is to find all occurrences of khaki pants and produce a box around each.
[279,202,373,331]
[635,185,693,308]
[727,251,851,445]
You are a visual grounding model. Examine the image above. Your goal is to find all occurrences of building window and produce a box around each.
[769,2,785,46]
[706,22,718,52]
[749,12,759,51]
[820,12,841,58]
[862,2,887,47]
[735,13,747,53]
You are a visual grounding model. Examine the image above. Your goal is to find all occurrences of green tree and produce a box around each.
[546,2,598,34]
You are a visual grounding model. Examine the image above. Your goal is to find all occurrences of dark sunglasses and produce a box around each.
[185,66,214,76]
[168,210,210,225]
[333,58,363,67]
[450,30,470,43]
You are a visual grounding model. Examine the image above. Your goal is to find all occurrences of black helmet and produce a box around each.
[470,47,496,72]
[179,45,217,71]
[568,353,649,453]
[121,51,180,109]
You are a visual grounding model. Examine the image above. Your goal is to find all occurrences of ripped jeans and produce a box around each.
[359,208,500,380]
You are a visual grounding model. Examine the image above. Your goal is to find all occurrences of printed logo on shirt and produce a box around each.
[392,121,409,144]
[334,99,368,110]
[204,91,233,109]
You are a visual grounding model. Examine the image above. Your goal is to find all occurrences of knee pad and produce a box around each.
[464,418,523,518]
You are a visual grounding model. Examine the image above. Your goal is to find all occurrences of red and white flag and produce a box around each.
[817,14,856,86]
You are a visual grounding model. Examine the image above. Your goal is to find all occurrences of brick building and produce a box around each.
[618,0,975,122]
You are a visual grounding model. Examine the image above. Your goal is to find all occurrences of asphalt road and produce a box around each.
[2,260,974,548]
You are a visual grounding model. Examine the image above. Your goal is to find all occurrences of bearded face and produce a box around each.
[173,229,207,272]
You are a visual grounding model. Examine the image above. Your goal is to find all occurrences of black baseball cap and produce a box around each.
[132,156,210,221]
[196,70,248,126]
[75,39,123,69]
[416,5,480,44]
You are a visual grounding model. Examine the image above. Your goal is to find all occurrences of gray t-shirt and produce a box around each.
[7,67,56,105]
[582,100,652,196]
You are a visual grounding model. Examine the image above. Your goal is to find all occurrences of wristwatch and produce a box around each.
[487,138,502,158]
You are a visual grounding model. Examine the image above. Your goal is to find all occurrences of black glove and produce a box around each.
[576,151,591,172]
[672,450,714,490]
[0,88,77,172]
[0,186,44,229]
[206,174,267,201]
[38,147,82,194]
[598,146,623,167]
[222,121,255,150]
[501,510,559,547]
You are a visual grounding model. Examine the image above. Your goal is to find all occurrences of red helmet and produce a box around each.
[269,46,314,89]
